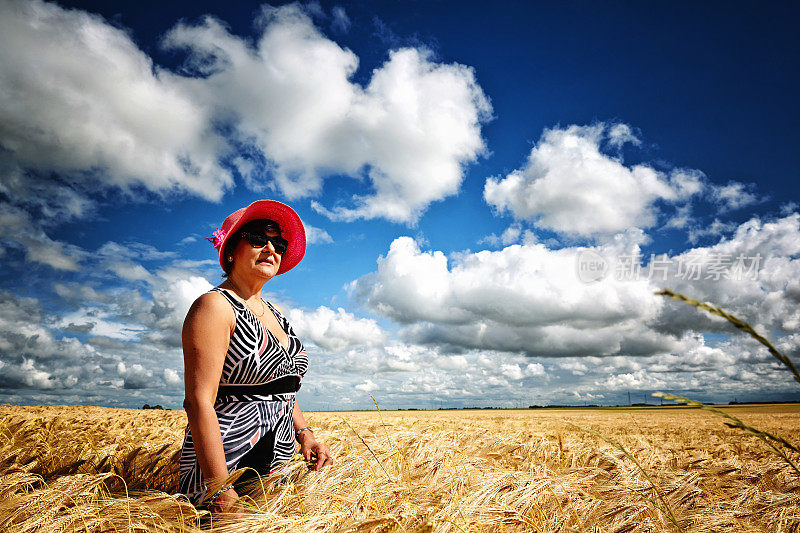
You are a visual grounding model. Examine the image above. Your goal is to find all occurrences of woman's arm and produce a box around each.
[292,400,334,470]
[182,292,238,507]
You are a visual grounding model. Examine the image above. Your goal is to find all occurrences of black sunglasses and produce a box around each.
[241,231,289,255]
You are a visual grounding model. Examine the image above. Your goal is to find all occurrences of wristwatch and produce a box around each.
[295,425,313,439]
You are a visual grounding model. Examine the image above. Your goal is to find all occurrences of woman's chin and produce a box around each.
[253,262,278,277]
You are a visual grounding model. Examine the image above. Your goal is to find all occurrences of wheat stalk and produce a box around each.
[656,288,800,384]
[655,288,800,478]
[2,395,800,530]
[566,422,686,532]
[653,392,800,476]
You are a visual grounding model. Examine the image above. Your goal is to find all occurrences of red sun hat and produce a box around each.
[208,200,306,275]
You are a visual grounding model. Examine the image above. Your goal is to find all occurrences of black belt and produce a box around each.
[216,375,301,400]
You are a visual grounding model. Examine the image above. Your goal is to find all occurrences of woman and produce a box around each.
[179,200,333,511]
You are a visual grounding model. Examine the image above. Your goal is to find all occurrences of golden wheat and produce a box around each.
[1,404,799,532]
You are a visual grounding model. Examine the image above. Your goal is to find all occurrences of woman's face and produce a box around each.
[230,222,283,280]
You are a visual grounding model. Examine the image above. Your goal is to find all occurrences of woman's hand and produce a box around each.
[209,487,239,513]
[298,432,334,471]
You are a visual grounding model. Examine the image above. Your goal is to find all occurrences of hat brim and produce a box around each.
[218,200,306,275]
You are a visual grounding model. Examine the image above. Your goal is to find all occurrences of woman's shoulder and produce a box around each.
[187,289,236,318]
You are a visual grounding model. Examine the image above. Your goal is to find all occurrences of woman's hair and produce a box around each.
[222,219,281,277]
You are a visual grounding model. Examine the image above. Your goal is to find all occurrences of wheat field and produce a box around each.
[1,403,798,532]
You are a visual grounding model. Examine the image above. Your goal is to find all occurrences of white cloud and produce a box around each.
[382,344,422,372]
[305,224,334,244]
[355,379,378,392]
[160,275,215,325]
[0,358,54,389]
[710,181,760,211]
[0,259,212,403]
[525,362,546,376]
[164,4,491,223]
[288,306,387,352]
[500,225,523,245]
[558,360,588,375]
[0,157,96,224]
[664,204,692,230]
[659,213,800,334]
[0,291,102,390]
[351,213,800,364]
[0,0,230,200]
[434,355,468,371]
[686,218,737,244]
[56,308,146,341]
[1,2,490,227]
[164,368,182,386]
[483,123,703,238]
[500,363,524,380]
[607,123,640,149]
[781,202,798,216]
[330,6,351,33]
[478,224,523,247]
[117,362,154,389]
[350,234,675,357]
[591,334,784,394]
[0,205,85,271]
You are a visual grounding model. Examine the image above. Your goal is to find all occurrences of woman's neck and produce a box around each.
[223,273,264,302]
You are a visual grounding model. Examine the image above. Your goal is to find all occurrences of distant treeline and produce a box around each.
[398,400,800,410]
[727,399,800,405]
[141,404,169,410]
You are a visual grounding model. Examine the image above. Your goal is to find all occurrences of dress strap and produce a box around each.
[210,287,246,311]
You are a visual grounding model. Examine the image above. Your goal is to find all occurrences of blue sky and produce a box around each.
[1,0,799,409]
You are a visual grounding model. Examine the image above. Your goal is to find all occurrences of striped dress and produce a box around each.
[179,288,308,504]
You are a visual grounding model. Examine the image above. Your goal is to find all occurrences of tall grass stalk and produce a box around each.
[566,423,686,533]
[2,405,799,530]
[656,288,800,476]
[340,417,394,482]
[656,288,800,384]
[653,392,800,476]
[367,392,417,489]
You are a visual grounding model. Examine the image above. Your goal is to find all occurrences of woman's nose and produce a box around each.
[265,240,276,253]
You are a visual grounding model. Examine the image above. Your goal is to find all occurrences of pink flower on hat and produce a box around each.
[206,228,226,250]
[211,200,306,275]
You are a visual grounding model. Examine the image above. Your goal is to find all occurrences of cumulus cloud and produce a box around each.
[164,368,182,386]
[350,213,800,367]
[483,123,703,238]
[0,291,99,390]
[355,379,378,392]
[0,0,230,201]
[154,273,215,329]
[589,332,795,398]
[299,340,561,409]
[295,325,796,410]
[0,0,493,280]
[655,213,800,335]
[0,0,229,281]
[0,235,215,404]
[350,233,678,357]
[164,4,491,222]
[288,306,387,352]
[118,362,154,389]
[0,359,54,389]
